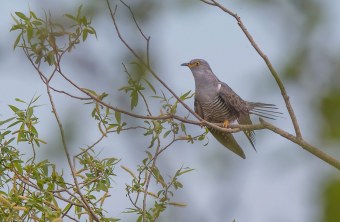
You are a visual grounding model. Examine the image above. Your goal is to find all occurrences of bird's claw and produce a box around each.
[223,120,229,128]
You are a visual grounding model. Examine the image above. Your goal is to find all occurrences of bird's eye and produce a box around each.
[195,61,200,66]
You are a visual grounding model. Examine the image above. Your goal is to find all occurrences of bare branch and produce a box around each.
[119,0,151,66]
[260,119,340,170]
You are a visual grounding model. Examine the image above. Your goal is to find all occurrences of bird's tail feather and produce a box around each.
[248,102,283,120]
[209,128,246,159]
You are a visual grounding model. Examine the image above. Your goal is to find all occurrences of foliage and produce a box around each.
[4,0,340,221]
[322,177,340,222]
[11,5,96,65]
[4,4,205,221]
[320,89,340,141]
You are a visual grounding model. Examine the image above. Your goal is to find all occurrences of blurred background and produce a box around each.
[1,0,340,221]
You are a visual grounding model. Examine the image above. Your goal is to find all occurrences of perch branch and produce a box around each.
[200,0,302,139]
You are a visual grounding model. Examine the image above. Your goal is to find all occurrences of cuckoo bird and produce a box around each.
[181,59,280,159]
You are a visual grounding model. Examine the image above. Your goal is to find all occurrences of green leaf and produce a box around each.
[15,12,28,20]
[180,122,187,135]
[180,90,193,100]
[0,117,15,126]
[29,11,38,19]
[82,88,97,96]
[13,33,22,50]
[173,181,183,189]
[11,13,20,25]
[14,160,23,174]
[6,137,15,145]
[15,98,26,103]
[27,26,33,42]
[26,107,34,119]
[143,78,156,94]
[145,151,152,160]
[1,130,11,137]
[115,111,121,124]
[10,24,23,31]
[136,215,143,222]
[31,95,41,104]
[8,105,20,113]
[36,138,47,145]
[151,167,166,187]
[82,29,88,41]
[130,91,138,110]
[64,14,76,21]
[76,5,83,20]
[32,20,43,26]
[86,27,95,34]
[163,130,171,138]
[177,168,194,176]
[7,120,21,128]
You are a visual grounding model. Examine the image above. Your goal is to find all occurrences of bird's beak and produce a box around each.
[181,63,189,67]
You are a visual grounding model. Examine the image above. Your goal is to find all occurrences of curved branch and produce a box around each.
[260,119,340,170]
[201,0,302,139]
[198,0,340,170]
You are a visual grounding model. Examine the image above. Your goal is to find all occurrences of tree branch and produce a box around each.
[201,0,302,139]
[260,119,340,170]
[200,0,340,170]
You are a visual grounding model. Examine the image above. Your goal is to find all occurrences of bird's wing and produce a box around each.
[218,82,256,150]
[217,82,248,114]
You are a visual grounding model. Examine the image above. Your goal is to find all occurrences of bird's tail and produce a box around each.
[248,102,282,120]
[209,128,246,159]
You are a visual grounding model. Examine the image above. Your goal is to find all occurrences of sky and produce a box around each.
[1,1,339,222]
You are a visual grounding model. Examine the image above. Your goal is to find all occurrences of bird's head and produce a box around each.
[181,59,210,71]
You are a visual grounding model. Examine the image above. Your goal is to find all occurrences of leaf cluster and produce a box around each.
[11,6,96,65]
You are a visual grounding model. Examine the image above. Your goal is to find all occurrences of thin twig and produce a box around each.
[74,134,106,159]
[106,0,203,122]
[45,75,100,221]
[120,1,151,66]
[143,137,161,221]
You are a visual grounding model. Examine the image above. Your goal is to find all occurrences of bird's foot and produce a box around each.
[223,120,229,128]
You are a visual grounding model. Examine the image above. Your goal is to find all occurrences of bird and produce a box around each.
[181,59,281,159]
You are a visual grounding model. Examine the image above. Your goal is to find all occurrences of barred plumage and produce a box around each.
[200,95,236,123]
